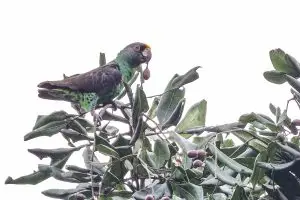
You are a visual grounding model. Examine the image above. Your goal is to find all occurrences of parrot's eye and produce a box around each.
[134,45,141,51]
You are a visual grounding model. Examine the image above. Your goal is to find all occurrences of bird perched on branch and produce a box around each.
[37,42,152,121]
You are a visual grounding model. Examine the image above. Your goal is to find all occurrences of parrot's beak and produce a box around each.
[142,47,152,63]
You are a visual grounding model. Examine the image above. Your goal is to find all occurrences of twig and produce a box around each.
[286,97,294,111]
[107,132,130,140]
[142,113,170,143]
[90,121,97,200]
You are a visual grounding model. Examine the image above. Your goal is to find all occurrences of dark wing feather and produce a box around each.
[38,62,122,96]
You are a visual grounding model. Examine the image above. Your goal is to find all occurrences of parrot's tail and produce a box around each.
[38,88,78,103]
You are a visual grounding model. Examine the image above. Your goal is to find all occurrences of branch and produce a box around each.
[178,122,246,135]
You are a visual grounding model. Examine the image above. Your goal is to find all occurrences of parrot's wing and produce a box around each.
[38,62,122,96]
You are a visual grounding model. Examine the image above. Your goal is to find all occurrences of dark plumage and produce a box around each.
[37,42,152,113]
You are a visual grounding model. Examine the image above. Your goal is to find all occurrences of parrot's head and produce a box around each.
[117,42,152,68]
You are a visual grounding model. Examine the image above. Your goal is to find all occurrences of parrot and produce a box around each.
[37,42,152,121]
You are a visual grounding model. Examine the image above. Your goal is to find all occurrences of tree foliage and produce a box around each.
[5,49,300,200]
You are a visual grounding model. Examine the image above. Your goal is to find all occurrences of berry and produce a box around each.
[143,67,151,80]
[145,194,155,200]
[187,150,198,158]
[197,149,207,160]
[193,159,204,168]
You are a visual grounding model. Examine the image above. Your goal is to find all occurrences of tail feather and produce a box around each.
[38,89,78,103]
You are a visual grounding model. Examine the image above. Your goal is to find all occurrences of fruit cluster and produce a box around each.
[187,149,207,168]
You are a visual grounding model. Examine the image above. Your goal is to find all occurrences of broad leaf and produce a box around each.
[250,151,268,188]
[161,98,186,130]
[208,143,253,175]
[176,99,207,133]
[32,110,69,130]
[96,144,120,159]
[133,182,171,200]
[171,182,204,200]
[269,48,300,76]
[153,139,171,168]
[28,145,84,164]
[157,67,200,125]
[132,85,149,128]
[230,185,248,200]
[263,70,286,84]
[168,131,197,152]
[205,157,238,186]
[285,74,300,93]
[24,120,68,141]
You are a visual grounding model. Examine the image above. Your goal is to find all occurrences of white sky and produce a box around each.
[1,0,300,199]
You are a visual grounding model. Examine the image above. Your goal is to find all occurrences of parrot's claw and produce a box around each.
[107,101,117,111]
[91,110,102,126]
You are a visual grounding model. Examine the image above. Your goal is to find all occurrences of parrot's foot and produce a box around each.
[107,101,117,111]
[91,109,102,126]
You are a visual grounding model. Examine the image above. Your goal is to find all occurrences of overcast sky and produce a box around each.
[1,0,300,199]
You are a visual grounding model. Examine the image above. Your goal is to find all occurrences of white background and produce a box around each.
[1,0,300,199]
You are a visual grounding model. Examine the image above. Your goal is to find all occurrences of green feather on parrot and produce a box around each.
[37,42,152,117]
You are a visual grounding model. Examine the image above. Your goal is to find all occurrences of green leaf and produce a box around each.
[230,185,248,200]
[230,130,268,152]
[28,145,84,161]
[211,193,227,200]
[269,48,300,76]
[82,146,106,175]
[115,72,139,100]
[168,131,197,152]
[157,75,185,125]
[24,120,68,141]
[171,182,204,200]
[5,154,71,185]
[161,98,186,130]
[204,157,238,186]
[193,133,216,148]
[153,139,171,167]
[60,129,93,143]
[147,97,160,119]
[176,99,207,133]
[172,66,201,88]
[269,103,277,116]
[101,191,133,199]
[222,139,235,148]
[233,157,255,169]
[208,143,253,175]
[123,159,133,171]
[133,182,171,200]
[263,70,286,84]
[96,144,120,159]
[239,112,277,131]
[68,120,87,135]
[285,74,300,93]
[5,171,50,185]
[74,117,93,130]
[38,164,90,183]
[186,168,203,180]
[257,158,300,171]
[250,151,268,188]
[277,109,287,125]
[291,136,300,146]
[32,110,69,130]
[41,188,88,199]
[157,67,200,126]
[132,85,149,128]
[276,141,300,157]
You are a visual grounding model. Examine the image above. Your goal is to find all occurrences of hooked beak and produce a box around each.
[142,47,152,63]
